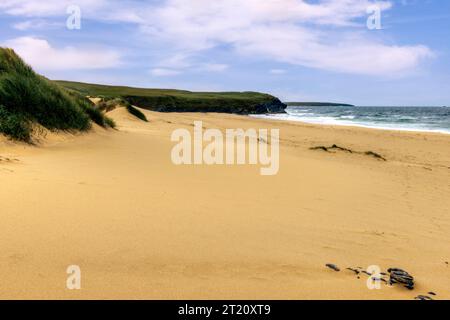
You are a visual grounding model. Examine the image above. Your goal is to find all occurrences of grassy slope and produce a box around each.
[55,80,274,100]
[0,49,114,141]
[126,105,148,122]
[95,96,148,122]
[55,81,286,114]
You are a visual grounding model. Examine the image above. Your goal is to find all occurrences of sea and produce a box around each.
[253,105,450,134]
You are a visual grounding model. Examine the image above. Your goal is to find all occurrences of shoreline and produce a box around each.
[251,114,450,136]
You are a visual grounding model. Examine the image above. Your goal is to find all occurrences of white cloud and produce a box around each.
[157,53,192,69]
[270,69,287,75]
[153,54,228,74]
[3,37,121,71]
[150,68,180,77]
[13,19,62,30]
[0,0,106,16]
[0,0,434,76]
[138,0,431,76]
[232,25,433,76]
[199,63,228,72]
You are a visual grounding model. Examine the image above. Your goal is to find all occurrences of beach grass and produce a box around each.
[94,96,147,122]
[0,105,31,141]
[0,48,115,141]
[126,105,148,122]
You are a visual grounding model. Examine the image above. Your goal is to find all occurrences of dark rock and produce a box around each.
[428,292,437,296]
[310,146,329,152]
[371,277,383,282]
[309,145,386,161]
[326,264,340,272]
[388,268,414,289]
[126,95,287,115]
[255,99,287,114]
[330,144,353,153]
[414,295,433,301]
[365,151,387,161]
[346,267,360,275]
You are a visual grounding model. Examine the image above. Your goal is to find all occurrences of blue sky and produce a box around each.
[1,0,449,105]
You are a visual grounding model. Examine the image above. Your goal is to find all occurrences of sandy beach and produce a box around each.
[1,107,449,300]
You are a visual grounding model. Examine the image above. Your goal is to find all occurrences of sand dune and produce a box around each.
[1,107,449,299]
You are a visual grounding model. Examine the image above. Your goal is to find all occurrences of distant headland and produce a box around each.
[55,81,287,115]
[285,102,355,107]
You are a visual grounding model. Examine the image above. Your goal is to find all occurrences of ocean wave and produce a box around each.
[251,106,450,135]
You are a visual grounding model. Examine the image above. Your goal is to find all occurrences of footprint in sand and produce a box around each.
[0,156,20,163]
[0,156,20,173]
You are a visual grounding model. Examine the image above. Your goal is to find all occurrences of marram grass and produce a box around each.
[0,48,115,142]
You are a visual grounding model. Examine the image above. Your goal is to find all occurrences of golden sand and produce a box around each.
[1,107,449,299]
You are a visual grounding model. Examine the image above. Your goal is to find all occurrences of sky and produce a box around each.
[0,0,449,105]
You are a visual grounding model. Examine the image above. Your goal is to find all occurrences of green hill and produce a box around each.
[0,48,114,142]
[55,81,287,115]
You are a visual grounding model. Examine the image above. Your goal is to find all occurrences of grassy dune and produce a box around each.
[126,105,148,122]
[55,80,287,114]
[0,48,114,141]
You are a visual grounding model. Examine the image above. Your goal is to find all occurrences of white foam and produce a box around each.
[250,114,450,135]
